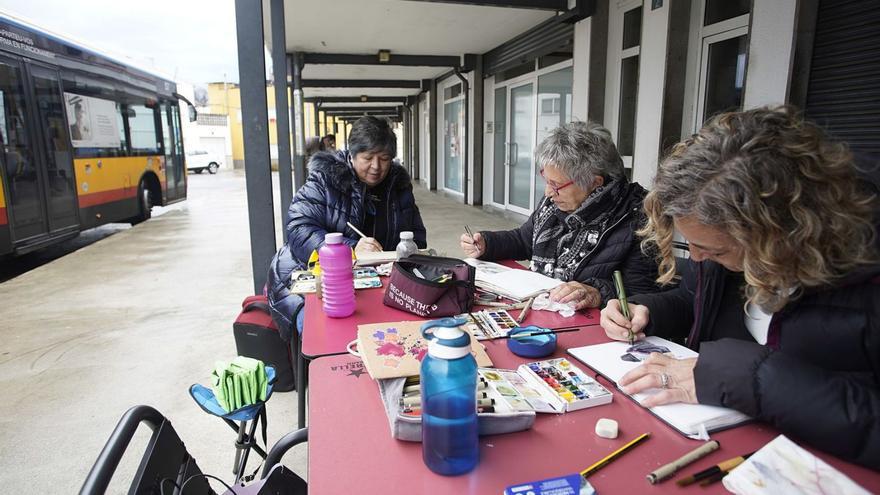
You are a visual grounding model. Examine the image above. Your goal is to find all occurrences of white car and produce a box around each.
[186,150,222,174]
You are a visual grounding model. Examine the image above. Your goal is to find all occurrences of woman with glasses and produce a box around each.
[460,120,661,309]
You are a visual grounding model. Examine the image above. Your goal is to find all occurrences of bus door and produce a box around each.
[27,63,78,233]
[161,101,185,202]
[0,55,46,244]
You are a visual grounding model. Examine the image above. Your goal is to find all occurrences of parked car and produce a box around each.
[186,150,222,174]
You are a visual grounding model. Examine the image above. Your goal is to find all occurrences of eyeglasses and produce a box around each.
[539,168,575,195]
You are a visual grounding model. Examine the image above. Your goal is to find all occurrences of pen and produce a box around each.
[646,440,720,484]
[675,452,755,487]
[613,270,633,345]
[580,432,651,478]
[346,221,368,239]
[516,297,535,324]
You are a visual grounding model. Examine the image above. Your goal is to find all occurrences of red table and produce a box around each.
[308,331,880,494]
[296,260,593,428]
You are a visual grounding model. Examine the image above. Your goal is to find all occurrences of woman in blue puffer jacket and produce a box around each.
[267,116,427,340]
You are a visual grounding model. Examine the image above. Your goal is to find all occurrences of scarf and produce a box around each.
[529,178,627,281]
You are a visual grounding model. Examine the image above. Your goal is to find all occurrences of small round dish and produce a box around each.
[507,326,557,358]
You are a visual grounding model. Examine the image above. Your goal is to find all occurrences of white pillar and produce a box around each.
[743,0,798,108]
[571,17,592,121]
[632,2,671,187]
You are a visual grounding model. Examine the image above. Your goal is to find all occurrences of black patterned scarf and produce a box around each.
[529,178,627,280]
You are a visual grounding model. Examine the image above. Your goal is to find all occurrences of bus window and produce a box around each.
[63,90,128,158]
[127,103,159,155]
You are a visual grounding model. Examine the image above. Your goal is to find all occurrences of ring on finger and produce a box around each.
[659,372,670,389]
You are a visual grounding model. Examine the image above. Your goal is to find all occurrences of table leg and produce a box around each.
[297,341,307,429]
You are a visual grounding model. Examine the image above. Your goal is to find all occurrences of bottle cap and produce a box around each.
[400,231,414,240]
[421,317,471,359]
[325,232,344,244]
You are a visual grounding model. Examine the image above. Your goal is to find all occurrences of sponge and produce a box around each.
[595,418,619,439]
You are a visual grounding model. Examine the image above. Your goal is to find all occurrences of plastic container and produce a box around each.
[318,233,355,318]
[396,231,418,260]
[420,317,479,476]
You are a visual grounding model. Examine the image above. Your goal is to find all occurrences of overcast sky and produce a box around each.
[0,0,242,84]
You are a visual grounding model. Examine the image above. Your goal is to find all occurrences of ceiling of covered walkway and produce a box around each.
[262,0,577,113]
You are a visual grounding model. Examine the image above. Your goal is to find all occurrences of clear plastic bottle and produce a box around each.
[420,318,479,476]
[318,233,355,318]
[395,231,418,260]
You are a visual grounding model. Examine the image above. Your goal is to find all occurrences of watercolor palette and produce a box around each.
[479,358,612,414]
[456,310,518,339]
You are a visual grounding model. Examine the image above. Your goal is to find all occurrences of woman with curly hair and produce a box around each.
[600,106,880,469]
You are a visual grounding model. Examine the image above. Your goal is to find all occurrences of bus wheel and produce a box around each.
[207,162,219,174]
[131,181,152,225]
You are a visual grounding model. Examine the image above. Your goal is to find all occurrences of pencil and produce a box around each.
[464,224,475,244]
[613,270,634,345]
[346,221,368,239]
[516,297,535,324]
[580,432,650,478]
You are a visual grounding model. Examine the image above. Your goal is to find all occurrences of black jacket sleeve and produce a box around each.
[696,337,880,469]
[628,260,696,340]
[480,212,535,262]
[286,176,356,265]
[579,230,664,305]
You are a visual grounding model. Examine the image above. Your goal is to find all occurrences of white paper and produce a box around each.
[567,336,751,438]
[723,435,870,495]
[464,258,563,301]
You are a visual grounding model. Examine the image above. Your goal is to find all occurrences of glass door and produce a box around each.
[507,82,534,213]
[443,98,463,192]
[29,63,78,233]
[0,56,45,241]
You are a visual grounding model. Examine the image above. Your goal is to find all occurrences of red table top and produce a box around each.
[308,326,880,494]
[302,261,590,359]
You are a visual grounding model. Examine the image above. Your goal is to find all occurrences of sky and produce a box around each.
[0,0,243,85]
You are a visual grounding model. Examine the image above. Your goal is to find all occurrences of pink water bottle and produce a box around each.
[318,232,356,318]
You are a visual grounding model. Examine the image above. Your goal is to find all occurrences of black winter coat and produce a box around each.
[287,150,426,265]
[479,182,661,304]
[630,260,880,470]
[265,150,427,340]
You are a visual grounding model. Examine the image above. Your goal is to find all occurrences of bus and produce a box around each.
[0,13,195,256]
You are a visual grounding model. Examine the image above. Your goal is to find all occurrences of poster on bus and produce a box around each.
[64,92,121,148]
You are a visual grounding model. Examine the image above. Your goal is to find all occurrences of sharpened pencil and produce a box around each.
[346,221,368,239]
[580,433,650,478]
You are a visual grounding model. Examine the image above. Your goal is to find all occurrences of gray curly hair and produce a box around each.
[534,121,625,189]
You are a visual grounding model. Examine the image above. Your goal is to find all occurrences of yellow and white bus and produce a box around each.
[0,13,195,255]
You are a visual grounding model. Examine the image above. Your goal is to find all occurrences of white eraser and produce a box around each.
[595,418,619,439]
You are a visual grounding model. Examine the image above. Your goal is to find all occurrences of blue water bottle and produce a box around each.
[420,317,479,475]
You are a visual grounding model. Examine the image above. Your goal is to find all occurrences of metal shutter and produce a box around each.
[804,0,880,154]
[483,16,574,76]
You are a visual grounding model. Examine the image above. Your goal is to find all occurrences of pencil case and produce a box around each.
[376,376,535,442]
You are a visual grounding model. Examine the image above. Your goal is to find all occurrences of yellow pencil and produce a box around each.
[580,432,651,478]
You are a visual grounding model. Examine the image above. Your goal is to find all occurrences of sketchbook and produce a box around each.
[464,258,562,301]
[356,320,493,380]
[567,336,751,438]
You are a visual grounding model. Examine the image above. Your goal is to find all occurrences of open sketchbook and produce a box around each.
[464,258,562,301]
[568,336,751,439]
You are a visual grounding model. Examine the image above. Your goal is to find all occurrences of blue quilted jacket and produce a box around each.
[266,150,427,340]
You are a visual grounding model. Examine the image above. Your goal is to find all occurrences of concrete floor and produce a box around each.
[0,169,521,493]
